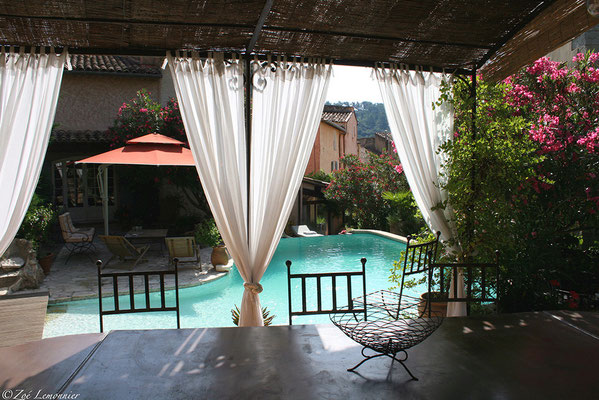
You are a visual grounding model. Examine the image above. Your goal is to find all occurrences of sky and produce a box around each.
[325,65,383,104]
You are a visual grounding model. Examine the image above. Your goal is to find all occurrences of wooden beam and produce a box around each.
[247,0,274,54]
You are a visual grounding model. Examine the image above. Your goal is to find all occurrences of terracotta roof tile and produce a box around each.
[375,131,393,141]
[51,130,111,143]
[322,105,354,123]
[67,55,161,76]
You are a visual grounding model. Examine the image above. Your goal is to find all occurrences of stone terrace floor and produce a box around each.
[19,234,228,303]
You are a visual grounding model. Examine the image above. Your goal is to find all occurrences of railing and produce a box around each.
[97,259,180,332]
[429,255,500,314]
[286,258,367,325]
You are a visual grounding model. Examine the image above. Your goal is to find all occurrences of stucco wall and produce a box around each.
[546,25,599,65]
[546,42,577,65]
[305,124,322,175]
[343,113,359,156]
[54,74,162,132]
[319,122,343,173]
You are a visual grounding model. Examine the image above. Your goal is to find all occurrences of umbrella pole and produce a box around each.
[103,166,109,235]
[98,165,110,235]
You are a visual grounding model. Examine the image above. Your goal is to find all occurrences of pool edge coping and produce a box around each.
[47,269,230,305]
[350,229,408,244]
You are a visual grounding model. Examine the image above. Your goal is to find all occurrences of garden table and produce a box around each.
[124,228,168,254]
[1,311,598,399]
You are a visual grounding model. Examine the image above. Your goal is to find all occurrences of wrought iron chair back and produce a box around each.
[328,231,442,380]
[429,251,500,315]
[286,258,367,325]
[396,232,441,315]
[97,259,180,332]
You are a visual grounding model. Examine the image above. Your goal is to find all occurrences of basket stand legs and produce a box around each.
[348,347,418,381]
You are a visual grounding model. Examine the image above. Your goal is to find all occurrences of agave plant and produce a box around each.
[231,305,275,326]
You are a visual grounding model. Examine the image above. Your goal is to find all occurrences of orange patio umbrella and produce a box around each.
[77,133,196,166]
[77,133,196,234]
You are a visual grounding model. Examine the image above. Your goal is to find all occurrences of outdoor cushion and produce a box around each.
[65,232,94,242]
[0,257,25,269]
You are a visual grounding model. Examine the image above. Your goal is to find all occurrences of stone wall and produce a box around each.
[54,74,162,132]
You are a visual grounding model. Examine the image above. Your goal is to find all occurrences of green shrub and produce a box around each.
[195,218,222,247]
[17,194,57,251]
[306,169,332,182]
[382,191,425,236]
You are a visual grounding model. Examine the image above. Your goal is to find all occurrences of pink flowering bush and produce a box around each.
[440,53,599,311]
[324,153,408,229]
[108,89,185,146]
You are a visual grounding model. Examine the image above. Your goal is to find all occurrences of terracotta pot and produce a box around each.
[418,291,447,317]
[211,245,229,266]
[38,253,55,275]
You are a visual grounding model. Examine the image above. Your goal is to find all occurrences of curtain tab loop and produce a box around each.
[244,282,263,294]
[65,48,73,70]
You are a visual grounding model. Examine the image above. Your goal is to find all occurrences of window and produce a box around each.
[53,160,115,209]
[331,161,338,171]
[86,165,115,206]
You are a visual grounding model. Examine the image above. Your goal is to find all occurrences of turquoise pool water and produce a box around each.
[44,233,414,337]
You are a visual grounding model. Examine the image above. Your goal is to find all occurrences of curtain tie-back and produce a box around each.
[243,282,263,294]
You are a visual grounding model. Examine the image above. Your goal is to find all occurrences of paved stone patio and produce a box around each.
[19,236,229,303]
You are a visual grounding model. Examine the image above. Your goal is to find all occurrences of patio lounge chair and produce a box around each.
[291,225,323,237]
[99,235,149,269]
[58,212,96,264]
[165,237,200,265]
[330,232,443,380]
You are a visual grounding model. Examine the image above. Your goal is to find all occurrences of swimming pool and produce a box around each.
[44,233,416,337]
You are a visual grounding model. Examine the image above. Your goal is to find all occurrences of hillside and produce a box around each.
[326,101,390,138]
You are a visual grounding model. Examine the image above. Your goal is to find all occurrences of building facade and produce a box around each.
[357,131,394,156]
[305,105,359,175]
[46,55,167,223]
[547,24,599,63]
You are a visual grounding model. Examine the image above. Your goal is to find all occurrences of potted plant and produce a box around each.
[418,291,448,317]
[195,218,228,266]
[231,305,275,326]
[16,195,57,275]
[316,216,327,234]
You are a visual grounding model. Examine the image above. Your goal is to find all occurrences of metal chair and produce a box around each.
[58,212,96,264]
[97,259,180,332]
[287,258,367,325]
[330,232,442,380]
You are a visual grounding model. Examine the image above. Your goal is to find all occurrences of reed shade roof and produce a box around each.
[482,0,599,80]
[0,0,597,79]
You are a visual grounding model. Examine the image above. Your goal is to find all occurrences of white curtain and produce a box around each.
[168,53,331,325]
[374,65,466,317]
[0,47,67,256]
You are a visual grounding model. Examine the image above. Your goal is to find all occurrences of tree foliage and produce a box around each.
[324,153,407,229]
[440,53,599,311]
[326,101,390,138]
